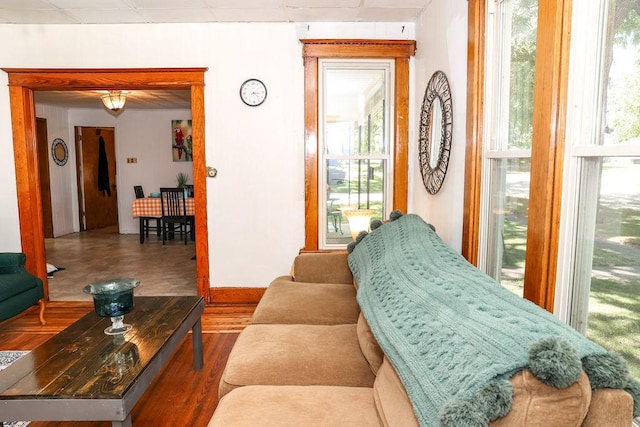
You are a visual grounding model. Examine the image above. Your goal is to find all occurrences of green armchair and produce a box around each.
[0,252,46,325]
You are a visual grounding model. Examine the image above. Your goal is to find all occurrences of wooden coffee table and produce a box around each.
[0,296,204,427]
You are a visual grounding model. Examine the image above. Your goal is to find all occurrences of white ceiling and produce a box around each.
[0,0,432,25]
[14,0,431,110]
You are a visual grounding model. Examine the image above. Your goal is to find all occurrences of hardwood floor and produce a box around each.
[0,302,255,426]
[45,229,197,302]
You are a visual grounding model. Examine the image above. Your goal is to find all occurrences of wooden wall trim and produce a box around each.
[3,68,205,90]
[190,83,211,302]
[303,56,319,251]
[209,287,266,305]
[463,0,486,266]
[301,39,415,251]
[523,0,573,310]
[393,57,410,213]
[10,86,49,297]
[301,39,416,58]
[6,68,210,302]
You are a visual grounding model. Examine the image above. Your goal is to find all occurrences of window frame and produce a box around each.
[318,59,395,249]
[465,0,573,310]
[301,39,415,252]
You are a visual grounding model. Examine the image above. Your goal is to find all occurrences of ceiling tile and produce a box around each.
[64,8,147,23]
[128,0,207,8]
[0,0,56,9]
[285,0,360,8]
[363,0,431,8]
[139,8,217,22]
[48,0,131,9]
[204,0,284,8]
[286,7,359,22]
[358,7,424,22]
[209,8,288,21]
[0,9,79,23]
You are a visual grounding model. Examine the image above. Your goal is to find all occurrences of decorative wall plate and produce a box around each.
[51,138,68,166]
[418,71,452,195]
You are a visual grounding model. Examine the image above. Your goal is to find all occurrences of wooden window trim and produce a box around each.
[464,0,572,311]
[300,39,416,251]
[5,68,212,302]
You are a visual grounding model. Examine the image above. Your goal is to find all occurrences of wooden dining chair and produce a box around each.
[160,187,189,245]
[134,185,161,241]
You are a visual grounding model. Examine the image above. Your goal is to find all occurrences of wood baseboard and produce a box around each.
[209,287,265,305]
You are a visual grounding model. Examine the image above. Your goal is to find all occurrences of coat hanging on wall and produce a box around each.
[97,135,111,196]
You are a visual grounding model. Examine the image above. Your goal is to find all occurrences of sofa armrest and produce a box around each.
[293,252,352,284]
[0,252,27,274]
[582,388,634,427]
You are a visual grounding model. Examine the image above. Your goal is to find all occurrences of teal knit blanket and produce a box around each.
[348,213,638,426]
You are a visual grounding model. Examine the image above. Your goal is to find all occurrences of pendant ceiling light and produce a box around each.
[101,90,127,111]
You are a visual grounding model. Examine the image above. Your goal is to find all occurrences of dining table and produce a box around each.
[132,197,195,243]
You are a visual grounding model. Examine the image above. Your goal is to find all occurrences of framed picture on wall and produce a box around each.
[172,120,192,162]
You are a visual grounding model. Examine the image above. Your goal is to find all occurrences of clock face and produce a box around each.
[240,79,267,107]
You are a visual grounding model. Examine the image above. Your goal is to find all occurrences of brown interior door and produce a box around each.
[80,126,118,231]
[36,118,54,238]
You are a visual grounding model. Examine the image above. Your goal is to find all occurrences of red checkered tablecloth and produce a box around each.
[132,197,195,218]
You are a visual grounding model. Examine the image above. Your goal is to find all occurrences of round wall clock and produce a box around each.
[418,70,453,195]
[239,78,267,107]
[51,138,69,166]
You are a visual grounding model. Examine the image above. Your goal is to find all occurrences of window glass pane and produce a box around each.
[494,0,537,151]
[325,69,387,155]
[606,7,640,147]
[325,159,386,245]
[486,158,530,296]
[571,158,640,379]
[320,62,392,249]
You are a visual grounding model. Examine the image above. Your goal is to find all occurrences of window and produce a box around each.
[479,0,538,296]
[319,60,394,248]
[467,0,640,387]
[558,1,640,380]
[301,39,415,251]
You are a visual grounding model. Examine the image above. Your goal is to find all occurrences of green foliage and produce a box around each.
[176,172,189,188]
[507,0,538,150]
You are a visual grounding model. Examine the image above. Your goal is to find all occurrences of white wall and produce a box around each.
[411,0,468,252]
[0,72,20,251]
[0,22,416,287]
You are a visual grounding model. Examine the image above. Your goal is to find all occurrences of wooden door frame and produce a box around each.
[36,117,54,239]
[4,68,211,302]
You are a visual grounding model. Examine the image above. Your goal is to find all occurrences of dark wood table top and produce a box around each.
[0,296,203,400]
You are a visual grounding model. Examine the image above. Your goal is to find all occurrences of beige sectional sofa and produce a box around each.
[211,214,637,426]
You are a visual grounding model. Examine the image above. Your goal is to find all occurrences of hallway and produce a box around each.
[45,228,197,301]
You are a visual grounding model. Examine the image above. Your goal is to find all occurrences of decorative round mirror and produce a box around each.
[418,71,452,195]
[51,138,68,166]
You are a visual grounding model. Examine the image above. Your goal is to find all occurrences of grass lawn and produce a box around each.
[500,186,640,379]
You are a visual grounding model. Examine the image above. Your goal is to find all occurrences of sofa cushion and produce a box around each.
[293,252,352,284]
[490,369,591,426]
[252,279,359,325]
[357,313,384,375]
[0,273,41,302]
[209,385,382,427]
[218,324,375,398]
[373,357,419,427]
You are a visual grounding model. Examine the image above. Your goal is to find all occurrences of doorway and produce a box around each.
[75,126,118,232]
[5,68,210,302]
